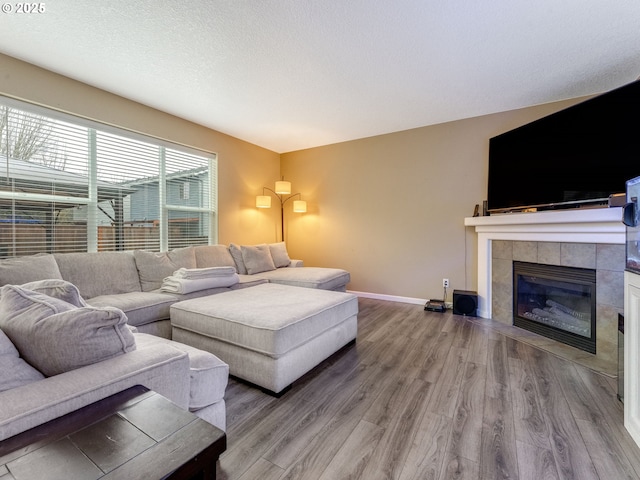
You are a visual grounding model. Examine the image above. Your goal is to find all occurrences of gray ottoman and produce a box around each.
[170,283,358,395]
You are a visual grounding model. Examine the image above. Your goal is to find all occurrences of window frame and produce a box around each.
[0,95,218,255]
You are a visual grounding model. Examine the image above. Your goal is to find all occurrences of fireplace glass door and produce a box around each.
[513,261,596,353]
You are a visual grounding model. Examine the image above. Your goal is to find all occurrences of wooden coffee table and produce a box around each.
[0,385,226,480]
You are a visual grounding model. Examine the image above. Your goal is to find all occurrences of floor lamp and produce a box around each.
[256,179,306,241]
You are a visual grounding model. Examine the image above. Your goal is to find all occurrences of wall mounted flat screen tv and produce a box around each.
[487,79,640,214]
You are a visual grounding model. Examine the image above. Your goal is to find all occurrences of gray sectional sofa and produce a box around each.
[0,243,349,339]
[0,242,351,441]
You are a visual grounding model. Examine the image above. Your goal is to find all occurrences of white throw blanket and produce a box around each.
[161,272,239,294]
[173,266,237,279]
[160,273,239,294]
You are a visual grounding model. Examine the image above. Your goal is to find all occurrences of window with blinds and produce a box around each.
[0,100,217,258]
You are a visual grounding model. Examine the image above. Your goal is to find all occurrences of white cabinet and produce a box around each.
[624,270,640,446]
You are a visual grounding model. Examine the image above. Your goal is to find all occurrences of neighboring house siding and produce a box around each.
[130,184,160,222]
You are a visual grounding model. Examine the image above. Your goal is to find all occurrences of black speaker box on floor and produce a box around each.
[453,290,478,316]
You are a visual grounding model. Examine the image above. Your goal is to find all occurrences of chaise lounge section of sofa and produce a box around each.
[0,330,191,441]
[0,281,227,442]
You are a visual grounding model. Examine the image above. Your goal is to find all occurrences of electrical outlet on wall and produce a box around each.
[443,278,450,288]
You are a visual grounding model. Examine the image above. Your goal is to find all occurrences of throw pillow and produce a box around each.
[134,247,197,292]
[241,244,276,275]
[193,245,237,270]
[0,254,63,287]
[229,243,247,274]
[269,242,291,268]
[0,285,136,377]
[0,329,45,392]
[20,279,87,307]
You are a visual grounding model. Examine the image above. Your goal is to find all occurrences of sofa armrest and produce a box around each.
[0,344,190,441]
[289,259,304,267]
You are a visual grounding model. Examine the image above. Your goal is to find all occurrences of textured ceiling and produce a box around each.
[1,1,640,153]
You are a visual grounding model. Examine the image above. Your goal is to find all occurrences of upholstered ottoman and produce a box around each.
[170,283,358,395]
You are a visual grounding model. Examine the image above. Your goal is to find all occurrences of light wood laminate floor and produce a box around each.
[216,298,640,480]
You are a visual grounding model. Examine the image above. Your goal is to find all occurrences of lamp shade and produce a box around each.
[275,181,291,195]
[293,200,307,213]
[256,195,271,208]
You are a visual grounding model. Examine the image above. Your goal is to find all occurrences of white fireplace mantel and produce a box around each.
[465,207,625,318]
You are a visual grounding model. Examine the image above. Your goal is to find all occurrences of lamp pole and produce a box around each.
[260,187,302,241]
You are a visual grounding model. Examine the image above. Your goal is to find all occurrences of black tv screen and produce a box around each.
[487,79,640,213]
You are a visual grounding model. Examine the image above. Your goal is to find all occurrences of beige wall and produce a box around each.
[0,53,280,246]
[282,98,586,301]
[1,53,590,300]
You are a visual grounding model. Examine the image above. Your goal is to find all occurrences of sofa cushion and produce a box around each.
[0,285,136,377]
[133,333,229,409]
[87,291,178,327]
[0,254,62,287]
[251,267,351,291]
[20,279,87,307]
[269,242,291,268]
[229,243,247,274]
[87,288,235,327]
[0,329,45,392]
[241,244,276,275]
[54,251,142,299]
[134,247,197,292]
[233,276,270,289]
[194,245,237,269]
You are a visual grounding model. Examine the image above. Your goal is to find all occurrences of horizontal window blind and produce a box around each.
[165,148,212,249]
[94,130,161,252]
[0,100,217,258]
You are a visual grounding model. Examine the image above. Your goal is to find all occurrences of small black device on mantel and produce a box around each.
[425,299,446,313]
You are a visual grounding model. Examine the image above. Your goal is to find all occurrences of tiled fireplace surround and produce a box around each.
[465,207,625,375]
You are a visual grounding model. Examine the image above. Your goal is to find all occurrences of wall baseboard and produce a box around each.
[347,290,427,305]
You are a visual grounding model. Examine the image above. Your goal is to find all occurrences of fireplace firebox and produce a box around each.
[513,261,596,353]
